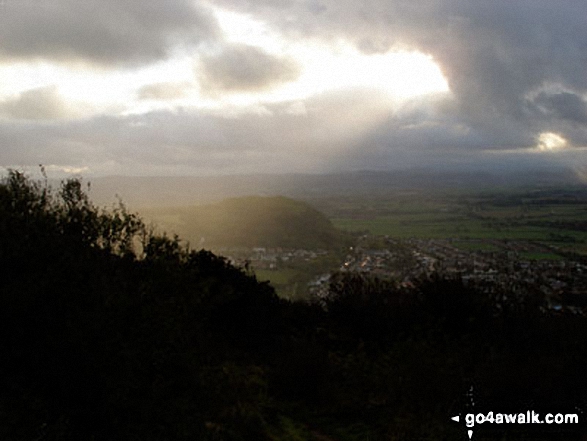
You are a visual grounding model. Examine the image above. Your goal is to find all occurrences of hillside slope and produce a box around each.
[144,196,342,250]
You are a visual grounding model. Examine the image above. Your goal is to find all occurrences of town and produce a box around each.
[220,236,587,315]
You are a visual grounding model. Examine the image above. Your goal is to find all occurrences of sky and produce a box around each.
[1,0,586,177]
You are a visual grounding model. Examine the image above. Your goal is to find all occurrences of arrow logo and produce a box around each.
[450,415,472,438]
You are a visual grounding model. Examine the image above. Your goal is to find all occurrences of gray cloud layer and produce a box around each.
[2,92,581,177]
[0,86,74,120]
[531,91,587,126]
[0,0,219,66]
[198,44,301,93]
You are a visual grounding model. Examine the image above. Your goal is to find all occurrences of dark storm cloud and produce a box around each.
[198,44,301,93]
[530,91,587,125]
[0,86,74,120]
[0,0,219,66]
[211,0,587,150]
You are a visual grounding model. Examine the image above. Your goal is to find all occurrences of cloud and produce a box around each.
[0,95,385,175]
[45,164,90,175]
[212,0,587,152]
[2,0,587,176]
[198,44,301,93]
[0,86,76,120]
[536,132,568,151]
[283,101,307,116]
[137,82,193,100]
[530,91,587,125]
[0,0,219,66]
[0,93,585,178]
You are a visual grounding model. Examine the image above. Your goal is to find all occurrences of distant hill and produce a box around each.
[87,167,584,208]
[143,196,342,250]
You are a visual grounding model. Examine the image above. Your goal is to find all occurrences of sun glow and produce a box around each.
[294,45,448,98]
[210,7,450,106]
[537,132,568,151]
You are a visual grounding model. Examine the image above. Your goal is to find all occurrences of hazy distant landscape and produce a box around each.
[113,170,587,303]
[87,168,586,208]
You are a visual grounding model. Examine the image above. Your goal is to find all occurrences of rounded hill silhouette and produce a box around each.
[165,196,341,250]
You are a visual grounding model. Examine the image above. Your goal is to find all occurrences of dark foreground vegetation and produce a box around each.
[1,171,586,440]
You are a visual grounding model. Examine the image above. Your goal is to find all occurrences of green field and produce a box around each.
[324,188,587,254]
[331,216,565,240]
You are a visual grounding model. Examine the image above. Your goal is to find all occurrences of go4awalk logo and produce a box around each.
[451,411,579,439]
